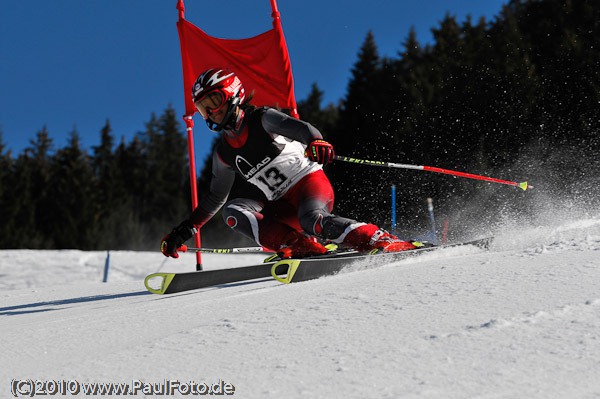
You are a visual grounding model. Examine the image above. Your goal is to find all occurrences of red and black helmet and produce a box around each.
[192,68,246,131]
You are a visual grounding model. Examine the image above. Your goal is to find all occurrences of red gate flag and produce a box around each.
[177,5,297,117]
[175,0,298,270]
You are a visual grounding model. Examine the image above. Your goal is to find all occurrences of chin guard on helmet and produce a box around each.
[192,68,246,132]
[205,95,242,132]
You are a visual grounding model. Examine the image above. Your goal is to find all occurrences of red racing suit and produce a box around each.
[189,107,365,251]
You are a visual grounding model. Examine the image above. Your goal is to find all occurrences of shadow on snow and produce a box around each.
[0,291,151,316]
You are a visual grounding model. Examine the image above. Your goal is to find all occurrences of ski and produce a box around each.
[144,249,355,294]
[271,237,492,284]
[144,262,288,295]
[144,237,491,294]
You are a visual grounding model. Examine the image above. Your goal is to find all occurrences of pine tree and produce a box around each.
[333,30,381,154]
[46,130,96,249]
[0,131,12,208]
[24,127,54,248]
[91,120,125,248]
[327,31,406,227]
[111,136,147,249]
[297,83,339,141]
[0,132,15,245]
[297,83,323,123]
[92,120,116,186]
[137,106,189,246]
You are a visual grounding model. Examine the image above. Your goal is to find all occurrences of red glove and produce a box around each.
[306,140,335,165]
[160,220,197,258]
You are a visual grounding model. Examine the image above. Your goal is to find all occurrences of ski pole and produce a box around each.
[178,245,275,254]
[334,155,532,190]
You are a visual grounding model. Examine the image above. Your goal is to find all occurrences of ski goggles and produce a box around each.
[195,91,226,119]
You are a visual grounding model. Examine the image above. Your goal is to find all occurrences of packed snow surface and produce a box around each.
[2,217,600,398]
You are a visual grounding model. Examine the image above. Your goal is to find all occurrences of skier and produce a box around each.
[161,68,416,259]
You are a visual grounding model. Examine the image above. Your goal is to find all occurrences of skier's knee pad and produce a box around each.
[298,210,352,240]
[300,209,363,244]
[222,199,263,240]
[299,209,326,237]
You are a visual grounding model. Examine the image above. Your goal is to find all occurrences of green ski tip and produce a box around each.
[518,182,532,191]
[145,273,175,294]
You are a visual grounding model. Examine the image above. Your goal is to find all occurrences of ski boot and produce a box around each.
[342,224,417,253]
[264,230,328,262]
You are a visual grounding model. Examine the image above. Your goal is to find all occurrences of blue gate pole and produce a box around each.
[391,185,397,236]
[103,251,110,283]
[427,198,438,245]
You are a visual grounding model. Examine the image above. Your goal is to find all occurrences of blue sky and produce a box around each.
[1,0,506,162]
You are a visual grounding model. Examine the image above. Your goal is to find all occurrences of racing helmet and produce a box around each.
[192,68,246,131]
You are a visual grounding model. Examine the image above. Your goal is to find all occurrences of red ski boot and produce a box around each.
[278,230,328,259]
[342,224,416,253]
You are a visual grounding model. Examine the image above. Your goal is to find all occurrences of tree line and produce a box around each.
[312,0,600,238]
[1,0,599,249]
[0,107,190,249]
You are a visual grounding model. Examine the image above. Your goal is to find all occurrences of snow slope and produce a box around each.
[2,218,600,398]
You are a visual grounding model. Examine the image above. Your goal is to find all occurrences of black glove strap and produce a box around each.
[171,220,198,244]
